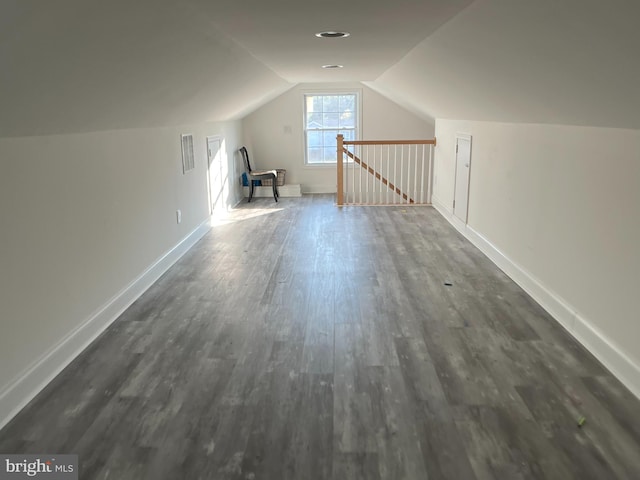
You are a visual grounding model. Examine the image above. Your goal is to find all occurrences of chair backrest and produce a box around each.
[239,146,252,173]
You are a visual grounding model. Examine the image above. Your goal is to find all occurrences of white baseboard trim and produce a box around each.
[432,198,640,400]
[431,195,452,217]
[0,219,212,430]
[301,184,336,194]
[242,184,302,198]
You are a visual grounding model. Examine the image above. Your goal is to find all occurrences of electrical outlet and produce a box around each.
[176,209,182,224]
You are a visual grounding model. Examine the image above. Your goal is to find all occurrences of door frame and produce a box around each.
[206,135,224,215]
[453,133,472,225]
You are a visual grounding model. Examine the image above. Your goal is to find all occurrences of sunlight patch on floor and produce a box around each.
[209,206,284,227]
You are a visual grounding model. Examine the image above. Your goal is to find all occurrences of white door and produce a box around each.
[206,136,223,214]
[453,134,472,223]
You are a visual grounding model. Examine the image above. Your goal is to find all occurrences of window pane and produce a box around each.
[307,130,323,147]
[323,148,337,162]
[304,93,358,164]
[341,129,356,141]
[323,130,339,148]
[306,95,324,113]
[306,112,322,128]
[322,95,339,112]
[322,113,339,128]
[339,110,355,128]
[339,95,355,111]
[308,148,323,163]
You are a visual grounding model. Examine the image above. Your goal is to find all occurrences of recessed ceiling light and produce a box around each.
[315,31,350,38]
[322,64,344,69]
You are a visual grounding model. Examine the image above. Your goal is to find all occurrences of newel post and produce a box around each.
[337,134,344,206]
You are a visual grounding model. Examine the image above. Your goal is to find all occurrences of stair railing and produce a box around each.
[337,135,436,206]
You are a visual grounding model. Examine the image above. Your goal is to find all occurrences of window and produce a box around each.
[304,92,358,165]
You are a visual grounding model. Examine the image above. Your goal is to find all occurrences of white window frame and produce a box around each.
[303,90,361,166]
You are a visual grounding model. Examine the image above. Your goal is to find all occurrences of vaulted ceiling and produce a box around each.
[201,0,473,83]
[2,0,639,137]
[369,0,640,129]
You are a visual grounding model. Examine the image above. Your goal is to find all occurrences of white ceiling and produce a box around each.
[2,0,640,136]
[195,0,473,82]
[0,0,472,136]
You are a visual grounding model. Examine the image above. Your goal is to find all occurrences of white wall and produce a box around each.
[242,82,435,193]
[433,119,640,397]
[0,120,243,427]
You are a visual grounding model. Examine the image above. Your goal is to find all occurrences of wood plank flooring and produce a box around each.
[1,194,639,479]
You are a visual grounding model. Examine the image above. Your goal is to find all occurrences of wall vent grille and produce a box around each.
[181,134,195,173]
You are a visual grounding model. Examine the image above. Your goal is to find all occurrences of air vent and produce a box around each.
[181,134,195,173]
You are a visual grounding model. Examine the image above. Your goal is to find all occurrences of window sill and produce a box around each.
[303,163,337,168]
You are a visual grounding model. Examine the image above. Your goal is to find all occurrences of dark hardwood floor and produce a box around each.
[1,194,639,479]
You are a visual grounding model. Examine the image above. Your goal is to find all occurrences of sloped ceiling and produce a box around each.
[0,0,292,137]
[201,0,473,83]
[3,0,639,137]
[367,0,640,129]
[0,0,471,137]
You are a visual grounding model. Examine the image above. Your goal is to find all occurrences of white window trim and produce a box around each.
[302,89,362,167]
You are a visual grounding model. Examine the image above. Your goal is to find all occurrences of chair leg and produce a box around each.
[248,179,254,202]
[272,181,278,202]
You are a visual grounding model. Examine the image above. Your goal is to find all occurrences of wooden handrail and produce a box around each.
[343,148,414,204]
[343,139,436,146]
